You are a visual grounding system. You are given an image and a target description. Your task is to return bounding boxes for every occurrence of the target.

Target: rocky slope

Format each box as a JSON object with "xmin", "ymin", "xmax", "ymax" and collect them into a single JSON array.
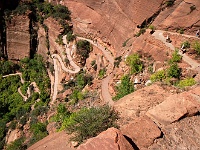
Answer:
[
  {"xmin": 63, "ymin": 0, "xmax": 200, "ymax": 53},
  {"xmin": 63, "ymin": 0, "xmax": 163, "ymax": 52},
  {"xmin": 2, "ymin": 0, "xmax": 200, "ymax": 149}
]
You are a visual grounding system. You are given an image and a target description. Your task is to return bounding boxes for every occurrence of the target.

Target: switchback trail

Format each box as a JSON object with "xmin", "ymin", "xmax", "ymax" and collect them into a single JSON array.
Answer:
[{"xmin": 77, "ymin": 36, "xmax": 115, "ymax": 106}]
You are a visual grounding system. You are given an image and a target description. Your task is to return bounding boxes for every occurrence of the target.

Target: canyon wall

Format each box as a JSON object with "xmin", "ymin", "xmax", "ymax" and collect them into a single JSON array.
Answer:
[
  {"xmin": 6, "ymin": 15, "xmax": 30, "ymax": 60},
  {"xmin": 63, "ymin": 0, "xmax": 164, "ymax": 52}
]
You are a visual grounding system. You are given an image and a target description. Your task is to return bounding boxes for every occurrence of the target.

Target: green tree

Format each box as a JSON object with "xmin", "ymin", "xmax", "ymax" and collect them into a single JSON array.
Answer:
[
  {"xmin": 61, "ymin": 105, "xmax": 119, "ymax": 144},
  {"xmin": 193, "ymin": 41, "xmax": 200, "ymax": 55},
  {"xmin": 114, "ymin": 75, "xmax": 134, "ymax": 100},
  {"xmin": 126, "ymin": 53, "xmax": 143, "ymax": 74},
  {"xmin": 150, "ymin": 70, "xmax": 166, "ymax": 82},
  {"xmin": 169, "ymin": 49, "xmax": 182, "ymax": 64},
  {"xmin": 167, "ymin": 63, "xmax": 181, "ymax": 79},
  {"xmin": 178, "ymin": 78, "xmax": 196, "ymax": 88}
]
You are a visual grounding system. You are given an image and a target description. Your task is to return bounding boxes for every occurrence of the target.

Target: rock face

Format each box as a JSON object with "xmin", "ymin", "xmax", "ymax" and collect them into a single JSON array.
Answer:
[
  {"xmin": 153, "ymin": 0, "xmax": 200, "ymax": 33},
  {"xmin": 6, "ymin": 129, "xmax": 22, "ymax": 144},
  {"xmin": 121, "ymin": 115, "xmax": 161, "ymax": 149},
  {"xmin": 64, "ymin": 0, "xmax": 164, "ymax": 51},
  {"xmin": 149, "ymin": 116, "xmax": 200, "ymax": 150},
  {"xmin": 146, "ymin": 91, "xmax": 200, "ymax": 127},
  {"xmin": 6, "ymin": 14, "xmax": 30, "ymax": 60},
  {"xmin": 28, "ymin": 131, "xmax": 74, "ymax": 150},
  {"xmin": 114, "ymin": 84, "xmax": 170, "ymax": 125},
  {"xmin": 77, "ymin": 127, "xmax": 134, "ymax": 150}
]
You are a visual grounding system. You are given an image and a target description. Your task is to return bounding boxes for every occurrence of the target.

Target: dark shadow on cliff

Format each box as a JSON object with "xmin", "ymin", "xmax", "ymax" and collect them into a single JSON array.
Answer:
[{"xmin": 124, "ymin": 135, "xmax": 139, "ymax": 150}]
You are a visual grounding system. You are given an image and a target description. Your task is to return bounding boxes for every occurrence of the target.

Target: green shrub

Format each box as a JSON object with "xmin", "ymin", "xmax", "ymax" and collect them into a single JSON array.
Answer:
[
  {"xmin": 177, "ymin": 28, "xmax": 184, "ymax": 34},
  {"xmin": 150, "ymin": 70, "xmax": 166, "ymax": 82},
  {"xmin": 190, "ymin": 5, "xmax": 196, "ymax": 13},
  {"xmin": 61, "ymin": 105, "xmax": 119, "ymax": 144},
  {"xmin": 193, "ymin": 41, "xmax": 200, "ymax": 55},
  {"xmin": 76, "ymin": 40, "xmax": 92, "ymax": 65},
  {"xmin": 181, "ymin": 41, "xmax": 190, "ymax": 49},
  {"xmin": 70, "ymin": 89, "xmax": 85, "ymax": 104},
  {"xmin": 66, "ymin": 31, "xmax": 75, "ymax": 42},
  {"xmin": 114, "ymin": 75, "xmax": 134, "ymax": 100},
  {"xmin": 6, "ymin": 137, "xmax": 25, "ymax": 150},
  {"xmin": 98, "ymin": 68, "xmax": 106, "ymax": 78},
  {"xmin": 169, "ymin": 49, "xmax": 182, "ymax": 63},
  {"xmin": 90, "ymin": 60, "xmax": 96, "ymax": 67},
  {"xmin": 167, "ymin": 63, "xmax": 181, "ymax": 79},
  {"xmin": 9, "ymin": 121, "xmax": 17, "ymax": 130},
  {"xmin": 149, "ymin": 25, "xmax": 156, "ymax": 31},
  {"xmin": 135, "ymin": 28, "xmax": 146, "ymax": 37},
  {"xmin": 55, "ymin": 34, "xmax": 63, "ymax": 45},
  {"xmin": 126, "ymin": 53, "xmax": 143, "ymax": 74},
  {"xmin": 122, "ymin": 38, "xmax": 130, "ymax": 47},
  {"xmin": 178, "ymin": 78, "xmax": 196, "ymax": 88}
]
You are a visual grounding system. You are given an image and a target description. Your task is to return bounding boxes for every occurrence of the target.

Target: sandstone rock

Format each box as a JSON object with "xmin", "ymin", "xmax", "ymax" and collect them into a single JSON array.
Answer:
[
  {"xmin": 6, "ymin": 129, "xmax": 22, "ymax": 144},
  {"xmin": 121, "ymin": 115, "xmax": 161, "ymax": 149},
  {"xmin": 28, "ymin": 131, "xmax": 74, "ymax": 150},
  {"xmin": 46, "ymin": 122, "xmax": 57, "ymax": 135},
  {"xmin": 6, "ymin": 14, "xmax": 30, "ymax": 60},
  {"xmin": 65, "ymin": 0, "xmax": 163, "ymax": 52},
  {"xmin": 146, "ymin": 92, "xmax": 200, "ymax": 127},
  {"xmin": 149, "ymin": 116, "xmax": 200, "ymax": 150},
  {"xmin": 114, "ymin": 84, "xmax": 170, "ymax": 125},
  {"xmin": 154, "ymin": 0, "xmax": 200, "ymax": 34},
  {"xmin": 77, "ymin": 127, "xmax": 134, "ymax": 150}
]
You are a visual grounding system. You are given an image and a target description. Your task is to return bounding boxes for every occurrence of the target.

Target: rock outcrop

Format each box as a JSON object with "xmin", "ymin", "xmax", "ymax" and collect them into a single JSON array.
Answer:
[
  {"xmin": 121, "ymin": 115, "xmax": 161, "ymax": 149},
  {"xmin": 114, "ymin": 84, "xmax": 171, "ymax": 125},
  {"xmin": 27, "ymin": 131, "xmax": 74, "ymax": 150},
  {"xmin": 64, "ymin": 0, "xmax": 164, "ymax": 51},
  {"xmin": 149, "ymin": 116, "xmax": 200, "ymax": 150},
  {"xmin": 77, "ymin": 127, "xmax": 134, "ymax": 150},
  {"xmin": 146, "ymin": 91, "xmax": 200, "ymax": 127},
  {"xmin": 154, "ymin": 0, "xmax": 200, "ymax": 34},
  {"xmin": 6, "ymin": 14, "xmax": 30, "ymax": 60}
]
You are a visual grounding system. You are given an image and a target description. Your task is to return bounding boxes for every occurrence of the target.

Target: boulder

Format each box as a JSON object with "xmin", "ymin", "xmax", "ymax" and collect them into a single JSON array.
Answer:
[
  {"xmin": 146, "ymin": 92, "xmax": 200, "ymax": 127},
  {"xmin": 121, "ymin": 115, "xmax": 161, "ymax": 149},
  {"xmin": 77, "ymin": 127, "xmax": 134, "ymax": 150},
  {"xmin": 149, "ymin": 116, "xmax": 200, "ymax": 150},
  {"xmin": 114, "ymin": 84, "xmax": 170, "ymax": 125}
]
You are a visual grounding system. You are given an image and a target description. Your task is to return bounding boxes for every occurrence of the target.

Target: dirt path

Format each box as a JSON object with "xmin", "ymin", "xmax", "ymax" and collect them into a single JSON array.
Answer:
[
  {"xmin": 51, "ymin": 58, "xmax": 59, "ymax": 104},
  {"xmin": 51, "ymin": 35, "xmax": 81, "ymax": 104},
  {"xmin": 153, "ymin": 30, "xmax": 200, "ymax": 69},
  {"xmin": 2, "ymin": 72, "xmax": 24, "ymax": 84},
  {"xmin": 18, "ymin": 87, "xmax": 28, "ymax": 101},
  {"xmin": 51, "ymin": 35, "xmax": 115, "ymax": 106},
  {"xmin": 77, "ymin": 36, "xmax": 115, "ymax": 106},
  {"xmin": 2, "ymin": 73, "xmax": 34, "ymax": 101}
]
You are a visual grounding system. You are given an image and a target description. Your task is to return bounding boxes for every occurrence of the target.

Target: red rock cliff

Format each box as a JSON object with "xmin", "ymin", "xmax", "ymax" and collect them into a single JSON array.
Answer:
[{"xmin": 6, "ymin": 14, "xmax": 30, "ymax": 60}]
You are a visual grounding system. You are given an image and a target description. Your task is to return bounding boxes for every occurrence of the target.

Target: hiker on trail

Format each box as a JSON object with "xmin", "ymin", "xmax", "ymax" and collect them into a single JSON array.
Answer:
[
  {"xmin": 196, "ymin": 29, "xmax": 200, "ymax": 37},
  {"xmin": 180, "ymin": 43, "xmax": 186, "ymax": 53},
  {"xmin": 166, "ymin": 35, "xmax": 171, "ymax": 43}
]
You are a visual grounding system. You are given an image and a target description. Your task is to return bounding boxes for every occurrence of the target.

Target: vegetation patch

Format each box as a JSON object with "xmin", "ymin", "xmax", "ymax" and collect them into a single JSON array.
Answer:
[
  {"xmin": 126, "ymin": 53, "xmax": 143, "ymax": 74},
  {"xmin": 114, "ymin": 75, "xmax": 134, "ymax": 100},
  {"xmin": 169, "ymin": 49, "xmax": 182, "ymax": 64},
  {"xmin": 192, "ymin": 41, "xmax": 200, "ymax": 55},
  {"xmin": 150, "ymin": 70, "xmax": 166, "ymax": 82},
  {"xmin": 177, "ymin": 78, "xmax": 196, "ymax": 88},
  {"xmin": 98, "ymin": 68, "xmax": 106, "ymax": 79},
  {"xmin": 76, "ymin": 40, "xmax": 92, "ymax": 66},
  {"xmin": 57, "ymin": 105, "xmax": 119, "ymax": 145}
]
